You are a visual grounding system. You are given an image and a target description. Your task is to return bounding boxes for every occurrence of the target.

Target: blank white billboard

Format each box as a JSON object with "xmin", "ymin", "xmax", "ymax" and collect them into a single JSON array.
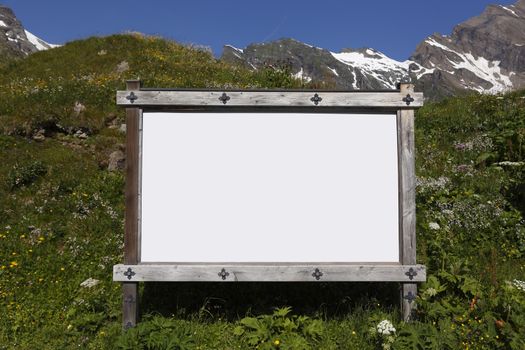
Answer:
[{"xmin": 140, "ymin": 112, "xmax": 399, "ymax": 263}]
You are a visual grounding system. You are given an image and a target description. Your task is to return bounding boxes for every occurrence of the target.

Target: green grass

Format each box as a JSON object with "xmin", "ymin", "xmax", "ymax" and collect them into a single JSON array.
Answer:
[{"xmin": 1, "ymin": 34, "xmax": 525, "ymax": 349}]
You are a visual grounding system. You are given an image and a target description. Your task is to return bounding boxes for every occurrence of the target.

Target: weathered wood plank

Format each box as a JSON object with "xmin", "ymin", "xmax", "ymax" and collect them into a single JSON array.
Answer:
[
  {"xmin": 116, "ymin": 90, "xmax": 424, "ymax": 108},
  {"xmin": 125, "ymin": 80, "xmax": 141, "ymax": 265},
  {"xmin": 398, "ymin": 112, "xmax": 416, "ymax": 264},
  {"xmin": 113, "ymin": 264, "xmax": 426, "ymax": 282},
  {"xmin": 122, "ymin": 282, "xmax": 139, "ymax": 329},
  {"xmin": 401, "ymin": 283, "xmax": 418, "ymax": 322},
  {"xmin": 398, "ymin": 83, "xmax": 419, "ymax": 322},
  {"xmin": 123, "ymin": 80, "xmax": 141, "ymax": 329}
]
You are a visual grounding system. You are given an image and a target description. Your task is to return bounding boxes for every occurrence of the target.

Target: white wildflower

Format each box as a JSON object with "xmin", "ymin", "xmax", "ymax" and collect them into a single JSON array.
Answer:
[
  {"xmin": 428, "ymin": 222, "xmax": 440, "ymax": 230},
  {"xmin": 513, "ymin": 279, "xmax": 525, "ymax": 292},
  {"xmin": 80, "ymin": 278, "xmax": 100, "ymax": 288},
  {"xmin": 376, "ymin": 320, "xmax": 396, "ymax": 336}
]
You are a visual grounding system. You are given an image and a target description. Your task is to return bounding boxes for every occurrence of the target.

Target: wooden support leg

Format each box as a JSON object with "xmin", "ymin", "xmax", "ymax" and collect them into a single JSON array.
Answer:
[
  {"xmin": 401, "ymin": 283, "xmax": 417, "ymax": 322},
  {"xmin": 123, "ymin": 282, "xmax": 139, "ymax": 329}
]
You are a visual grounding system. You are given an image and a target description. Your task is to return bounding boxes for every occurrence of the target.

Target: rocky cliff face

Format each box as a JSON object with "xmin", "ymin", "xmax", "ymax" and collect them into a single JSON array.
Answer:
[
  {"xmin": 222, "ymin": 0, "xmax": 525, "ymax": 99},
  {"xmin": 0, "ymin": 5, "xmax": 56, "ymax": 61},
  {"xmin": 412, "ymin": 0, "xmax": 525, "ymax": 98}
]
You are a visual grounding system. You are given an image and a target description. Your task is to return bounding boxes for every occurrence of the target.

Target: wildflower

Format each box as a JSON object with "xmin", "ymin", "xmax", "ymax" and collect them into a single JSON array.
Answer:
[
  {"xmin": 376, "ymin": 320, "xmax": 396, "ymax": 336},
  {"xmin": 273, "ymin": 339, "xmax": 280, "ymax": 346},
  {"xmin": 60, "ymin": 267, "xmax": 65, "ymax": 271},
  {"xmin": 512, "ymin": 279, "xmax": 525, "ymax": 292},
  {"xmin": 9, "ymin": 261, "xmax": 18, "ymax": 268},
  {"xmin": 428, "ymin": 222, "xmax": 440, "ymax": 230},
  {"xmin": 67, "ymin": 324, "xmax": 73, "ymax": 331},
  {"xmin": 352, "ymin": 331, "xmax": 356, "ymax": 335}
]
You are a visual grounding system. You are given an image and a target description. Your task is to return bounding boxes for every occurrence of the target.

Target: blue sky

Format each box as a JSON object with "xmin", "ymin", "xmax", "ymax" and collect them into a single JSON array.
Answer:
[{"xmin": 3, "ymin": 0, "xmax": 516, "ymax": 60}]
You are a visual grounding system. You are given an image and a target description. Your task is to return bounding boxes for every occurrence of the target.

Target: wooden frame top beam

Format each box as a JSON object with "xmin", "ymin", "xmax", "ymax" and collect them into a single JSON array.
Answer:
[{"xmin": 116, "ymin": 89, "xmax": 424, "ymax": 108}]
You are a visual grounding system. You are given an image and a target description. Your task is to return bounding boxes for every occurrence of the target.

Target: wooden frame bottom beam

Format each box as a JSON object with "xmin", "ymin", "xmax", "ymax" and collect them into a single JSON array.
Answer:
[{"xmin": 114, "ymin": 264, "xmax": 425, "ymax": 282}]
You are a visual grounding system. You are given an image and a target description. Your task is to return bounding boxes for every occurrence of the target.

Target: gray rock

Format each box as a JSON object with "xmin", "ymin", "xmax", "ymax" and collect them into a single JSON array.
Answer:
[
  {"xmin": 32, "ymin": 129, "xmax": 45, "ymax": 142},
  {"xmin": 108, "ymin": 150, "xmax": 125, "ymax": 171},
  {"xmin": 74, "ymin": 130, "xmax": 88, "ymax": 139},
  {"xmin": 73, "ymin": 102, "xmax": 86, "ymax": 117}
]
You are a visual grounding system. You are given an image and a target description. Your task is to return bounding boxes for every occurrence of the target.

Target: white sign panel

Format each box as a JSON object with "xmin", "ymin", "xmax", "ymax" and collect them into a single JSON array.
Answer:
[{"xmin": 141, "ymin": 112, "xmax": 399, "ymax": 263}]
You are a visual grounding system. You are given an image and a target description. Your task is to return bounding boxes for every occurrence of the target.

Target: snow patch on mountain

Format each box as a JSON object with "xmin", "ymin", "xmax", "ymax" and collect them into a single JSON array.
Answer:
[
  {"xmin": 328, "ymin": 67, "xmax": 339, "ymax": 76},
  {"xmin": 500, "ymin": 5, "xmax": 519, "ymax": 17},
  {"xmin": 423, "ymin": 36, "xmax": 514, "ymax": 92},
  {"xmin": 0, "ymin": 20, "xmax": 7, "ymax": 27},
  {"xmin": 24, "ymin": 30, "xmax": 59, "ymax": 51},
  {"xmin": 293, "ymin": 67, "xmax": 312, "ymax": 82},
  {"xmin": 225, "ymin": 44, "xmax": 243, "ymax": 54},
  {"xmin": 454, "ymin": 54, "xmax": 513, "ymax": 93}
]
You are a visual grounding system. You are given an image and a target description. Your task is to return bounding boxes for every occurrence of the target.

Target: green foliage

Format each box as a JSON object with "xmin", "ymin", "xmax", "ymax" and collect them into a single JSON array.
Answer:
[
  {"xmin": 116, "ymin": 316, "xmax": 195, "ymax": 350},
  {"xmin": 6, "ymin": 160, "xmax": 47, "ymax": 189},
  {"xmin": 233, "ymin": 307, "xmax": 323, "ymax": 349}
]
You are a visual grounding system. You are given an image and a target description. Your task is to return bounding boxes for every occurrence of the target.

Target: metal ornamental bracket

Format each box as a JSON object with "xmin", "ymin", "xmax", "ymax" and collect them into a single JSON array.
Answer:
[
  {"xmin": 126, "ymin": 91, "xmax": 138, "ymax": 103},
  {"xmin": 402, "ymin": 94, "xmax": 415, "ymax": 106},
  {"xmin": 405, "ymin": 267, "xmax": 418, "ymax": 281},
  {"xmin": 218, "ymin": 92, "xmax": 230, "ymax": 104},
  {"xmin": 403, "ymin": 291, "xmax": 417, "ymax": 304},
  {"xmin": 123, "ymin": 267, "xmax": 136, "ymax": 280},
  {"xmin": 310, "ymin": 93, "xmax": 322, "ymax": 105},
  {"xmin": 312, "ymin": 268, "xmax": 323, "ymax": 280},
  {"xmin": 218, "ymin": 268, "xmax": 230, "ymax": 280}
]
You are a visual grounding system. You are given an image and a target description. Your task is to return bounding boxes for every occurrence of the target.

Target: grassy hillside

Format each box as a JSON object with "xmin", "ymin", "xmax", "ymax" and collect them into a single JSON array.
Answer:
[{"xmin": 1, "ymin": 34, "xmax": 524, "ymax": 349}]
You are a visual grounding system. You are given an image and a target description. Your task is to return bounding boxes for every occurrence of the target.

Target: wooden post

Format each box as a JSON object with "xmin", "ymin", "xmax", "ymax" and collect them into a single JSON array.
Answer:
[
  {"xmin": 123, "ymin": 80, "xmax": 141, "ymax": 329},
  {"xmin": 398, "ymin": 83, "xmax": 417, "ymax": 321}
]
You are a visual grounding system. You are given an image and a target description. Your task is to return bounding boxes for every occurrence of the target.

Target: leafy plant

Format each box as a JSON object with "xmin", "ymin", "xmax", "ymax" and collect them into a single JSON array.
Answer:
[
  {"xmin": 116, "ymin": 316, "xmax": 195, "ymax": 350},
  {"xmin": 7, "ymin": 160, "xmax": 47, "ymax": 189},
  {"xmin": 233, "ymin": 307, "xmax": 323, "ymax": 349}
]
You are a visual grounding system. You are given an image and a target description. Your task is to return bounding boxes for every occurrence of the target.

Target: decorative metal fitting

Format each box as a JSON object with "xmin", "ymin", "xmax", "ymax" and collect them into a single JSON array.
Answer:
[
  {"xmin": 405, "ymin": 267, "xmax": 417, "ymax": 281},
  {"xmin": 126, "ymin": 91, "xmax": 138, "ymax": 103},
  {"xmin": 123, "ymin": 267, "xmax": 136, "ymax": 280},
  {"xmin": 218, "ymin": 92, "xmax": 230, "ymax": 104},
  {"xmin": 310, "ymin": 93, "xmax": 322, "ymax": 106},
  {"xmin": 218, "ymin": 268, "xmax": 230, "ymax": 280},
  {"xmin": 403, "ymin": 291, "xmax": 417, "ymax": 304},
  {"xmin": 312, "ymin": 268, "xmax": 323, "ymax": 280},
  {"xmin": 124, "ymin": 294, "xmax": 136, "ymax": 304},
  {"xmin": 402, "ymin": 94, "xmax": 414, "ymax": 106}
]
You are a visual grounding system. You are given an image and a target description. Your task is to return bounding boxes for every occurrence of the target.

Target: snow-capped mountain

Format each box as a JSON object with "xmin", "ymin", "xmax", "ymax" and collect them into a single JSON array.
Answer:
[
  {"xmin": 0, "ymin": 5, "xmax": 57, "ymax": 60},
  {"xmin": 222, "ymin": 0, "xmax": 525, "ymax": 99}
]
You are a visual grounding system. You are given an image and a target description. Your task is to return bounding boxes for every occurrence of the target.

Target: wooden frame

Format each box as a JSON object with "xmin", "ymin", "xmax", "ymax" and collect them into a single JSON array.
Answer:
[{"xmin": 114, "ymin": 81, "xmax": 424, "ymax": 328}]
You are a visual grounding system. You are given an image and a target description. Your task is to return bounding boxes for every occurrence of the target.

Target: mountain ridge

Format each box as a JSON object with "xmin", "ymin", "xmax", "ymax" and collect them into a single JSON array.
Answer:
[{"xmin": 222, "ymin": 0, "xmax": 525, "ymax": 99}]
